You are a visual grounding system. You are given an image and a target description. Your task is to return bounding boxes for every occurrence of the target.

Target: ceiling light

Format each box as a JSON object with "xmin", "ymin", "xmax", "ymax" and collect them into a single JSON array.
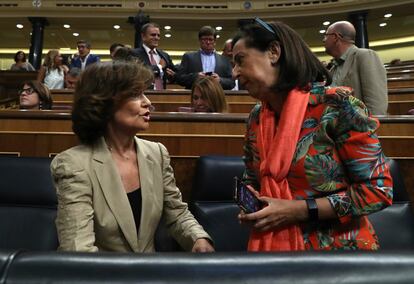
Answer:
[
  {"xmin": 216, "ymin": 26, "xmax": 222, "ymax": 31},
  {"xmin": 216, "ymin": 34, "xmax": 220, "ymax": 38},
  {"xmin": 113, "ymin": 25, "xmax": 120, "ymax": 30},
  {"xmin": 73, "ymin": 32, "xmax": 79, "ymax": 37},
  {"xmin": 165, "ymin": 33, "xmax": 171, "ymax": 38},
  {"xmin": 379, "ymin": 23, "xmax": 387, "ymax": 27},
  {"xmin": 164, "ymin": 25, "xmax": 171, "ymax": 30},
  {"xmin": 384, "ymin": 13, "xmax": 392, "ymax": 18},
  {"xmin": 322, "ymin": 21, "xmax": 330, "ymax": 26},
  {"xmin": 63, "ymin": 24, "xmax": 70, "ymax": 29},
  {"xmin": 319, "ymin": 29, "xmax": 326, "ymax": 34},
  {"xmin": 16, "ymin": 24, "xmax": 24, "ymax": 29}
]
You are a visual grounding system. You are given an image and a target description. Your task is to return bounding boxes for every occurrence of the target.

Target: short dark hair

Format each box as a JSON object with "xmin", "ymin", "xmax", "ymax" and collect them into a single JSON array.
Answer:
[
  {"xmin": 112, "ymin": 47, "xmax": 140, "ymax": 62},
  {"xmin": 232, "ymin": 20, "xmax": 331, "ymax": 94},
  {"xmin": 141, "ymin": 22, "xmax": 160, "ymax": 34},
  {"xmin": 109, "ymin": 43, "xmax": 125, "ymax": 53},
  {"xmin": 21, "ymin": 80, "xmax": 52, "ymax": 110},
  {"xmin": 14, "ymin": 50, "xmax": 26, "ymax": 63},
  {"xmin": 72, "ymin": 61, "xmax": 153, "ymax": 145},
  {"xmin": 198, "ymin": 26, "xmax": 216, "ymax": 39},
  {"xmin": 68, "ymin": 67, "xmax": 81, "ymax": 78},
  {"xmin": 77, "ymin": 40, "xmax": 91, "ymax": 49}
]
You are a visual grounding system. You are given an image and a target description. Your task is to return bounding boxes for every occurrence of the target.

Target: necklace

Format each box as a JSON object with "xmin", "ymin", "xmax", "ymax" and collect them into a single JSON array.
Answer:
[{"xmin": 107, "ymin": 145, "xmax": 132, "ymax": 160}]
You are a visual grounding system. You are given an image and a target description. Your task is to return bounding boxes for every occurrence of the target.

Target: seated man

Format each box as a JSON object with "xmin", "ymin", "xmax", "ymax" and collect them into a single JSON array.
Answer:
[
  {"xmin": 176, "ymin": 26, "xmax": 235, "ymax": 90},
  {"xmin": 65, "ymin": 67, "xmax": 81, "ymax": 89}
]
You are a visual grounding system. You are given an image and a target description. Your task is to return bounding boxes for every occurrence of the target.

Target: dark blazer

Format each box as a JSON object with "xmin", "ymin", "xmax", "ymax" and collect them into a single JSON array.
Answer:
[
  {"xmin": 132, "ymin": 47, "xmax": 176, "ymax": 89},
  {"xmin": 70, "ymin": 54, "xmax": 100, "ymax": 69},
  {"xmin": 176, "ymin": 51, "xmax": 235, "ymax": 90}
]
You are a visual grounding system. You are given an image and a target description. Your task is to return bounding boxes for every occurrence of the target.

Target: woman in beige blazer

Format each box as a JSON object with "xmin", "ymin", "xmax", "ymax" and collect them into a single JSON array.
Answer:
[{"xmin": 51, "ymin": 60, "xmax": 214, "ymax": 253}]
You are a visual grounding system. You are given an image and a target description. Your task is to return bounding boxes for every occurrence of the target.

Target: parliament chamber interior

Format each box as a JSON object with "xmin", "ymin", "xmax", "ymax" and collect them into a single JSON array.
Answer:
[{"xmin": 0, "ymin": 0, "xmax": 414, "ymax": 283}]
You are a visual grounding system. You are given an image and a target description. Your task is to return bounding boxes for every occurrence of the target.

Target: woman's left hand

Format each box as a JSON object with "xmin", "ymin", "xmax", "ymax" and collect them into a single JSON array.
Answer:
[
  {"xmin": 191, "ymin": 238, "xmax": 215, "ymax": 252},
  {"xmin": 239, "ymin": 197, "xmax": 307, "ymax": 232}
]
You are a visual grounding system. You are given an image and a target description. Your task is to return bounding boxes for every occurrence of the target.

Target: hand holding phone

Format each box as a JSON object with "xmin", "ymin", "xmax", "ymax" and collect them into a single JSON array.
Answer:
[{"xmin": 234, "ymin": 177, "xmax": 263, "ymax": 214}]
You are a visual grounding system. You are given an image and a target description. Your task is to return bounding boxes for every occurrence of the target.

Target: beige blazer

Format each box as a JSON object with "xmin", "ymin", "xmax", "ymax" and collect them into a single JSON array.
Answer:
[
  {"xmin": 331, "ymin": 45, "xmax": 388, "ymax": 115},
  {"xmin": 51, "ymin": 137, "xmax": 210, "ymax": 252}
]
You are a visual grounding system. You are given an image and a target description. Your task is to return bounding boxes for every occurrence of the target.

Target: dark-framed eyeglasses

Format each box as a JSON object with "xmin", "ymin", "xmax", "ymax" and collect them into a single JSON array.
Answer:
[
  {"xmin": 18, "ymin": 87, "xmax": 35, "ymax": 95},
  {"xmin": 254, "ymin": 17, "xmax": 275, "ymax": 35},
  {"xmin": 200, "ymin": 37, "xmax": 215, "ymax": 42},
  {"xmin": 324, "ymin": 32, "xmax": 343, "ymax": 39}
]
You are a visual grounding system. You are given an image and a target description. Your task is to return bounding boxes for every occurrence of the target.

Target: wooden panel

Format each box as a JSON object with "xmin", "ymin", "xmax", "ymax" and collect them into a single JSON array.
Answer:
[
  {"xmin": 387, "ymin": 101, "xmax": 414, "ymax": 115},
  {"xmin": 51, "ymin": 89, "xmax": 255, "ymax": 103},
  {"xmin": 388, "ymin": 78, "xmax": 414, "ymax": 89},
  {"xmin": 0, "ymin": 111, "xmax": 413, "ymax": 202}
]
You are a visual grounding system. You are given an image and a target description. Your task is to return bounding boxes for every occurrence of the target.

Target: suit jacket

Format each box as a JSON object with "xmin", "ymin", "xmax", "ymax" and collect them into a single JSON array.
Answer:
[
  {"xmin": 70, "ymin": 54, "xmax": 100, "ymax": 69},
  {"xmin": 330, "ymin": 45, "xmax": 387, "ymax": 115},
  {"xmin": 132, "ymin": 47, "xmax": 176, "ymax": 89},
  {"xmin": 176, "ymin": 51, "xmax": 235, "ymax": 90},
  {"xmin": 51, "ymin": 137, "xmax": 210, "ymax": 253}
]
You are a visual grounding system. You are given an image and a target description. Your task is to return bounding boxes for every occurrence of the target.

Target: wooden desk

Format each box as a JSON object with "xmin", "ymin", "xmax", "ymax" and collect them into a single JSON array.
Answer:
[
  {"xmin": 1, "ymin": 111, "xmax": 413, "ymax": 201},
  {"xmin": 51, "ymin": 89, "xmax": 258, "ymax": 113},
  {"xmin": 388, "ymin": 77, "xmax": 414, "ymax": 89}
]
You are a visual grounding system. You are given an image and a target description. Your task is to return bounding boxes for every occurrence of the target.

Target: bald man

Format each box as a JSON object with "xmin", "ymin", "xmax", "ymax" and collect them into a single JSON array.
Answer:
[{"xmin": 323, "ymin": 21, "xmax": 387, "ymax": 115}]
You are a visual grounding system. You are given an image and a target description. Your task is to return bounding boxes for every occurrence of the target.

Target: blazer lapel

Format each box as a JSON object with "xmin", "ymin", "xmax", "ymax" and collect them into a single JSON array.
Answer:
[
  {"xmin": 338, "ymin": 46, "xmax": 357, "ymax": 83},
  {"xmin": 195, "ymin": 51, "xmax": 203, "ymax": 71},
  {"xmin": 135, "ymin": 138, "xmax": 155, "ymax": 251},
  {"xmin": 92, "ymin": 138, "xmax": 139, "ymax": 252}
]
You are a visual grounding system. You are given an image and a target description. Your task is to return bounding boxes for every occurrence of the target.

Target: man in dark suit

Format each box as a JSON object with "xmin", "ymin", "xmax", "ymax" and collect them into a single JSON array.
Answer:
[
  {"xmin": 70, "ymin": 40, "xmax": 100, "ymax": 71},
  {"xmin": 132, "ymin": 23, "xmax": 176, "ymax": 90},
  {"xmin": 176, "ymin": 26, "xmax": 235, "ymax": 90}
]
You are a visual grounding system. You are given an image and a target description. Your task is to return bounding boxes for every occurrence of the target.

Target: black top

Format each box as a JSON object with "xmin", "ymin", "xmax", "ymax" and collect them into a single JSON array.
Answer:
[{"xmin": 127, "ymin": 188, "xmax": 142, "ymax": 236}]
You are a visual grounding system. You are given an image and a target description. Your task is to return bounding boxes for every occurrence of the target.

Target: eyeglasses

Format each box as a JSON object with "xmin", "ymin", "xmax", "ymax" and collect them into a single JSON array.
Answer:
[
  {"xmin": 200, "ymin": 37, "xmax": 215, "ymax": 42},
  {"xmin": 323, "ymin": 32, "xmax": 343, "ymax": 39},
  {"xmin": 18, "ymin": 87, "xmax": 35, "ymax": 95},
  {"xmin": 254, "ymin": 17, "xmax": 275, "ymax": 35}
]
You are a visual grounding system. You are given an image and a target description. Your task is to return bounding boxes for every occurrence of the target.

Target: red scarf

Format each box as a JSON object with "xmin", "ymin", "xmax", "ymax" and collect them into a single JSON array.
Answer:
[{"xmin": 248, "ymin": 88, "xmax": 309, "ymax": 251}]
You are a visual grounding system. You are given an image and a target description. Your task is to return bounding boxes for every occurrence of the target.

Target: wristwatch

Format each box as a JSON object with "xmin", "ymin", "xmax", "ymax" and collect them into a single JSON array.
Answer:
[{"xmin": 306, "ymin": 198, "xmax": 319, "ymax": 222}]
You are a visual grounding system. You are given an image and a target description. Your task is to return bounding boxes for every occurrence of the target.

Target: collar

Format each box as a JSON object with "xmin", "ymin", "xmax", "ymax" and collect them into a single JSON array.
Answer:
[
  {"xmin": 200, "ymin": 49, "xmax": 215, "ymax": 56},
  {"xmin": 334, "ymin": 45, "xmax": 356, "ymax": 66},
  {"xmin": 80, "ymin": 53, "xmax": 90, "ymax": 63},
  {"xmin": 308, "ymin": 82, "xmax": 326, "ymax": 105},
  {"xmin": 143, "ymin": 44, "xmax": 157, "ymax": 55}
]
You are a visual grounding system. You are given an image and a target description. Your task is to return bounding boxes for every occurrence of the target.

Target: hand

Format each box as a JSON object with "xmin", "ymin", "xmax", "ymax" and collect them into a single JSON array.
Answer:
[
  {"xmin": 191, "ymin": 238, "xmax": 215, "ymax": 252},
  {"xmin": 166, "ymin": 68, "xmax": 175, "ymax": 77},
  {"xmin": 238, "ymin": 190, "xmax": 307, "ymax": 232},
  {"xmin": 210, "ymin": 72, "xmax": 221, "ymax": 83}
]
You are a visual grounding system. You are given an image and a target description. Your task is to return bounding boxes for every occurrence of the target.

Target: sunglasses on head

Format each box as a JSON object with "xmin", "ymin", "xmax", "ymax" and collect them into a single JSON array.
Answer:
[{"xmin": 254, "ymin": 17, "xmax": 275, "ymax": 35}]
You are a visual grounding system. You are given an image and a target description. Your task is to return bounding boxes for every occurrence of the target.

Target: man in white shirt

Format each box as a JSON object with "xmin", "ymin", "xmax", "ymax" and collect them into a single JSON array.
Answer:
[
  {"xmin": 70, "ymin": 40, "xmax": 100, "ymax": 71},
  {"xmin": 176, "ymin": 26, "xmax": 235, "ymax": 90}
]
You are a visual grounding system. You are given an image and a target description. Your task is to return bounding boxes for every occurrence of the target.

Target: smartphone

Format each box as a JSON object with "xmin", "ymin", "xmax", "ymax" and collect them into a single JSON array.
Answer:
[
  {"xmin": 205, "ymin": 72, "xmax": 213, "ymax": 76},
  {"xmin": 234, "ymin": 177, "xmax": 263, "ymax": 214}
]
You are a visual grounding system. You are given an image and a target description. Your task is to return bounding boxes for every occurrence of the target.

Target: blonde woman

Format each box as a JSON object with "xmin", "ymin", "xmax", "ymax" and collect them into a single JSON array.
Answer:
[
  {"xmin": 190, "ymin": 76, "xmax": 229, "ymax": 112},
  {"xmin": 38, "ymin": 49, "xmax": 68, "ymax": 89}
]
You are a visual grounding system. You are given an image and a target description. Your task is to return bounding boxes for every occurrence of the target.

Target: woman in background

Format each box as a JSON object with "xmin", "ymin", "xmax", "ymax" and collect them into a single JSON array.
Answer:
[
  {"xmin": 10, "ymin": 51, "xmax": 35, "ymax": 71},
  {"xmin": 51, "ymin": 60, "xmax": 214, "ymax": 253},
  {"xmin": 189, "ymin": 76, "xmax": 228, "ymax": 112},
  {"xmin": 19, "ymin": 80, "xmax": 52, "ymax": 110},
  {"xmin": 38, "ymin": 49, "xmax": 68, "ymax": 89}
]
